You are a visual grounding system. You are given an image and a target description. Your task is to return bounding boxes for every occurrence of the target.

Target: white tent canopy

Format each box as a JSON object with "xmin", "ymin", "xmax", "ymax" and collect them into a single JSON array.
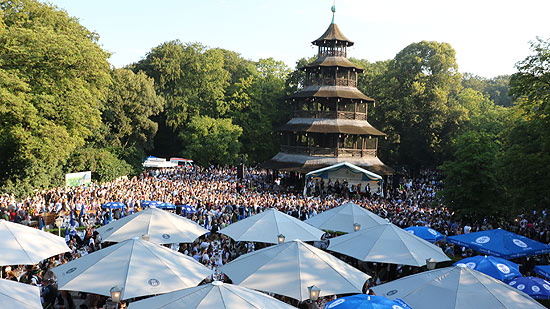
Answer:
[
  {"xmin": 218, "ymin": 208, "xmax": 325, "ymax": 244},
  {"xmin": 305, "ymin": 202, "xmax": 387, "ymax": 233},
  {"xmin": 327, "ymin": 223, "xmax": 450, "ymax": 266},
  {"xmin": 372, "ymin": 266, "xmax": 545, "ymax": 309},
  {"xmin": 52, "ymin": 236, "xmax": 212, "ymax": 300},
  {"xmin": 96, "ymin": 207, "xmax": 208, "ymax": 244},
  {"xmin": 219, "ymin": 239, "xmax": 371, "ymax": 301},
  {"xmin": 304, "ymin": 162, "xmax": 383, "ymax": 195},
  {"xmin": 0, "ymin": 278, "xmax": 42, "ymax": 309},
  {"xmin": 0, "ymin": 219, "xmax": 70, "ymax": 266},
  {"xmin": 128, "ymin": 281, "xmax": 295, "ymax": 309}
]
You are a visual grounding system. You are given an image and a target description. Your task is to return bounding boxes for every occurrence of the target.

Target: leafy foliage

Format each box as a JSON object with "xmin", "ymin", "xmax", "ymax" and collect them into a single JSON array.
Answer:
[
  {"xmin": 180, "ymin": 116, "xmax": 242, "ymax": 166},
  {"xmin": 440, "ymin": 131, "xmax": 503, "ymax": 218},
  {"xmin": 0, "ymin": 0, "xmax": 111, "ymax": 194}
]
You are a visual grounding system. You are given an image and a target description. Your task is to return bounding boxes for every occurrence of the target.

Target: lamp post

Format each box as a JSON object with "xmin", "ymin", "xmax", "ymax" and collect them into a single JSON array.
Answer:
[
  {"xmin": 308, "ymin": 285, "xmax": 321, "ymax": 309},
  {"xmin": 277, "ymin": 234, "xmax": 285, "ymax": 244},
  {"xmin": 55, "ymin": 217, "xmax": 64, "ymax": 237},
  {"xmin": 426, "ymin": 257, "xmax": 437, "ymax": 270},
  {"xmin": 353, "ymin": 223, "xmax": 361, "ymax": 232},
  {"xmin": 109, "ymin": 286, "xmax": 122, "ymax": 308}
]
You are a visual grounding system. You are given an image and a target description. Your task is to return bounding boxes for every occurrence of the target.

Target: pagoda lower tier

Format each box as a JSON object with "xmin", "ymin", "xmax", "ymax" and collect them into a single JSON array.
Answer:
[{"xmin": 262, "ymin": 152, "xmax": 393, "ymax": 175}]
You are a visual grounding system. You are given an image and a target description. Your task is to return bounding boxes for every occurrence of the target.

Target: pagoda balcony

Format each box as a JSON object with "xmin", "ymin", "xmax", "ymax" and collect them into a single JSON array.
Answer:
[
  {"xmin": 318, "ymin": 50, "xmax": 347, "ymax": 57},
  {"xmin": 293, "ymin": 110, "xmax": 367, "ymax": 120},
  {"xmin": 309, "ymin": 78, "xmax": 357, "ymax": 87},
  {"xmin": 280, "ymin": 145, "xmax": 377, "ymax": 157}
]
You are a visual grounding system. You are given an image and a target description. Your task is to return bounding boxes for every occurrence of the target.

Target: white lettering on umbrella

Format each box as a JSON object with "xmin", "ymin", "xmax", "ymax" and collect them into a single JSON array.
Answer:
[
  {"xmin": 496, "ymin": 264, "xmax": 510, "ymax": 274},
  {"xmin": 513, "ymin": 239, "xmax": 528, "ymax": 248},
  {"xmin": 475, "ymin": 236, "xmax": 490, "ymax": 244}
]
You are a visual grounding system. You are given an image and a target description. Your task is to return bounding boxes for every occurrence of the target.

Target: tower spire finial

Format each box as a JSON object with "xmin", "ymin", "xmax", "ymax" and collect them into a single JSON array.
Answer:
[{"xmin": 331, "ymin": 0, "xmax": 336, "ymax": 24}]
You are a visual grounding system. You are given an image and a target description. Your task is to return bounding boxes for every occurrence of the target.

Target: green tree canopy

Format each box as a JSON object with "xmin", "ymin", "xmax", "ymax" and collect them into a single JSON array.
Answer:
[
  {"xmin": 132, "ymin": 41, "xmax": 230, "ymax": 131},
  {"xmin": 180, "ymin": 116, "xmax": 242, "ymax": 166},
  {"xmin": 0, "ymin": 0, "xmax": 111, "ymax": 195}
]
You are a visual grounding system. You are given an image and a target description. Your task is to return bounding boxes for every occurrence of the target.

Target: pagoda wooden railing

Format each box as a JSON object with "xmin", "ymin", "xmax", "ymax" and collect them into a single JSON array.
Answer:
[
  {"xmin": 280, "ymin": 145, "xmax": 377, "ymax": 157},
  {"xmin": 309, "ymin": 78, "xmax": 357, "ymax": 87},
  {"xmin": 293, "ymin": 110, "xmax": 367, "ymax": 120},
  {"xmin": 318, "ymin": 50, "xmax": 347, "ymax": 57}
]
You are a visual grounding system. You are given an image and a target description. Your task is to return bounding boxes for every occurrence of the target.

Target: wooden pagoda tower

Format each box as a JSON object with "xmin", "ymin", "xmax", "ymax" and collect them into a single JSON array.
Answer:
[{"xmin": 264, "ymin": 6, "xmax": 393, "ymax": 175}]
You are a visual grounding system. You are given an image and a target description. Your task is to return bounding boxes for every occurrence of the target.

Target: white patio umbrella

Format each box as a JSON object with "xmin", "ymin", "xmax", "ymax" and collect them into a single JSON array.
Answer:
[
  {"xmin": 0, "ymin": 278, "xmax": 42, "ymax": 309},
  {"xmin": 218, "ymin": 208, "xmax": 325, "ymax": 244},
  {"xmin": 128, "ymin": 281, "xmax": 295, "ymax": 309},
  {"xmin": 372, "ymin": 266, "xmax": 545, "ymax": 309},
  {"xmin": 327, "ymin": 223, "xmax": 450, "ymax": 266},
  {"xmin": 96, "ymin": 207, "xmax": 208, "ymax": 244},
  {"xmin": 305, "ymin": 202, "xmax": 387, "ymax": 233},
  {"xmin": 0, "ymin": 219, "xmax": 70, "ymax": 266},
  {"xmin": 52, "ymin": 236, "xmax": 212, "ymax": 300},
  {"xmin": 219, "ymin": 239, "xmax": 371, "ymax": 301}
]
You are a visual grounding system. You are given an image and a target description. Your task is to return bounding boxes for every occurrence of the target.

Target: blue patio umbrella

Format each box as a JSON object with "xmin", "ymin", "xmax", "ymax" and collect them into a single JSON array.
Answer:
[
  {"xmin": 141, "ymin": 200, "xmax": 163, "ymax": 208},
  {"xmin": 102, "ymin": 202, "xmax": 124, "ymax": 224},
  {"xmin": 535, "ymin": 265, "xmax": 550, "ymax": 280},
  {"xmin": 446, "ymin": 228, "xmax": 550, "ymax": 258},
  {"xmin": 39, "ymin": 217, "xmax": 44, "ymax": 230},
  {"xmin": 325, "ymin": 294, "xmax": 412, "ymax": 309},
  {"xmin": 454, "ymin": 255, "xmax": 521, "ymax": 282},
  {"xmin": 101, "ymin": 202, "xmax": 125, "ymax": 209},
  {"xmin": 508, "ymin": 277, "xmax": 550, "ymax": 299},
  {"xmin": 158, "ymin": 202, "xmax": 176, "ymax": 210},
  {"xmin": 404, "ymin": 226, "xmax": 445, "ymax": 243},
  {"xmin": 184, "ymin": 205, "xmax": 197, "ymax": 213}
]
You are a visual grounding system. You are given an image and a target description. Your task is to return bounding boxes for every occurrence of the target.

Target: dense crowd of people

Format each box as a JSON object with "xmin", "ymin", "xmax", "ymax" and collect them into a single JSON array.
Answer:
[{"xmin": 1, "ymin": 165, "xmax": 549, "ymax": 308}]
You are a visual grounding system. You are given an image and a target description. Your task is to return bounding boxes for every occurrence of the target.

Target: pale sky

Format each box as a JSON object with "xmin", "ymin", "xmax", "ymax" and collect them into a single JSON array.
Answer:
[{"xmin": 47, "ymin": 0, "xmax": 550, "ymax": 78}]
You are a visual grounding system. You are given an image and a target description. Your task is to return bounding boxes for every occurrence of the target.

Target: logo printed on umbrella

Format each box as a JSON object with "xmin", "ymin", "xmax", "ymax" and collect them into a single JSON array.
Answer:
[
  {"xmin": 106, "ymin": 227, "xmax": 113, "ymax": 232},
  {"xmin": 387, "ymin": 290, "xmax": 398, "ymax": 296},
  {"xmin": 512, "ymin": 239, "xmax": 528, "ymax": 248},
  {"xmin": 532, "ymin": 286, "xmax": 541, "ymax": 292},
  {"xmin": 327, "ymin": 299, "xmax": 345, "ymax": 308},
  {"xmin": 517, "ymin": 284, "xmax": 526, "ymax": 290},
  {"xmin": 66, "ymin": 267, "xmax": 77, "ymax": 274},
  {"xmin": 162, "ymin": 234, "xmax": 171, "ymax": 239},
  {"xmin": 407, "ymin": 230, "xmax": 414, "ymax": 235},
  {"xmin": 509, "ymin": 281, "xmax": 516, "ymax": 285},
  {"xmin": 496, "ymin": 263, "xmax": 511, "ymax": 274},
  {"xmin": 428, "ymin": 229, "xmax": 438, "ymax": 236},
  {"xmin": 475, "ymin": 236, "xmax": 490, "ymax": 244},
  {"xmin": 148, "ymin": 279, "xmax": 160, "ymax": 287},
  {"xmin": 543, "ymin": 284, "xmax": 550, "ymax": 290}
]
